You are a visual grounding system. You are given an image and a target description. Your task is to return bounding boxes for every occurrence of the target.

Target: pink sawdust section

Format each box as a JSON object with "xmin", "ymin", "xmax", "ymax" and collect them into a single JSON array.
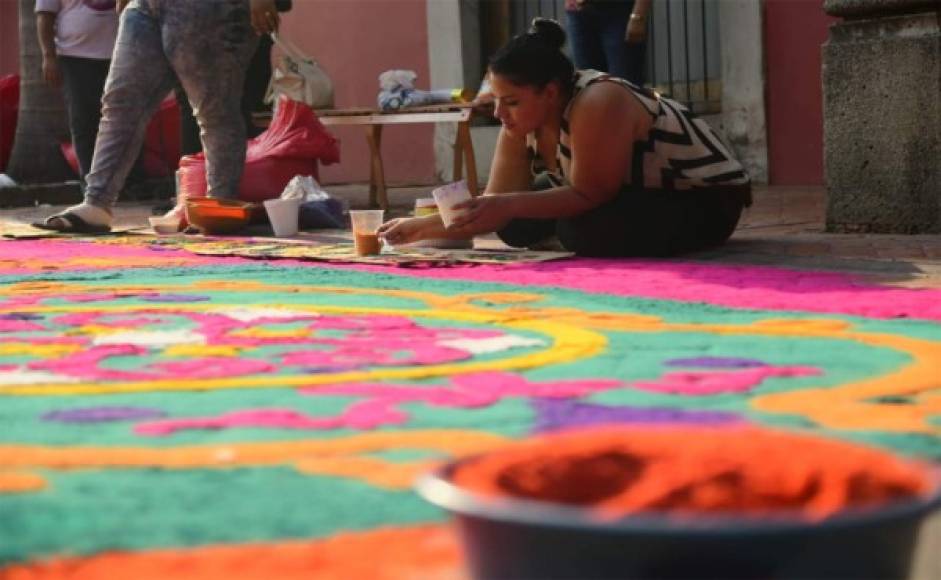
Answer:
[
  {"xmin": 347, "ymin": 260, "xmax": 941, "ymax": 322},
  {"xmin": 3, "ymin": 240, "xmax": 940, "ymax": 321}
]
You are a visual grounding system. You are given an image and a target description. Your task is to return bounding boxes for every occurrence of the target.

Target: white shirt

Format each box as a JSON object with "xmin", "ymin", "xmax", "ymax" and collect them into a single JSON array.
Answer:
[{"xmin": 35, "ymin": 0, "xmax": 118, "ymax": 60}]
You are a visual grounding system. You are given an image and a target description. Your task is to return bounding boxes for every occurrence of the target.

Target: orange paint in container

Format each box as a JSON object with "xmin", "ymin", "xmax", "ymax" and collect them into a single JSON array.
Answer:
[
  {"xmin": 421, "ymin": 427, "xmax": 940, "ymax": 578},
  {"xmin": 451, "ymin": 427, "xmax": 934, "ymax": 520}
]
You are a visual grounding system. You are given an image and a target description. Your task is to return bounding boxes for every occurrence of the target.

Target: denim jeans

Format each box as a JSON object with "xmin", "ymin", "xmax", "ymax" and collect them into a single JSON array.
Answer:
[
  {"xmin": 177, "ymin": 34, "xmax": 273, "ymax": 156},
  {"xmin": 84, "ymin": 0, "xmax": 258, "ymax": 207},
  {"xmin": 565, "ymin": 0, "xmax": 647, "ymax": 86}
]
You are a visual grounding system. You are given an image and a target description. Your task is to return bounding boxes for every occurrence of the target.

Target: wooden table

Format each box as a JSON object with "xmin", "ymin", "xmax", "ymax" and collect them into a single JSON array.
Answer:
[{"xmin": 315, "ymin": 104, "xmax": 479, "ymax": 209}]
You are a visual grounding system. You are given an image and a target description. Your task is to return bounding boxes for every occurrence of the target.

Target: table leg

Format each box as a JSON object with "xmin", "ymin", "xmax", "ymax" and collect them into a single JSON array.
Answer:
[
  {"xmin": 457, "ymin": 121, "xmax": 479, "ymax": 196},
  {"xmin": 365, "ymin": 124, "xmax": 388, "ymax": 209},
  {"xmin": 452, "ymin": 126, "xmax": 464, "ymax": 184}
]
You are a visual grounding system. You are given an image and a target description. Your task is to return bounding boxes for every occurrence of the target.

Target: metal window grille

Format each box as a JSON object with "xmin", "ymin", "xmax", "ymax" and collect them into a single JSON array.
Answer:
[{"xmin": 499, "ymin": 0, "xmax": 722, "ymax": 114}]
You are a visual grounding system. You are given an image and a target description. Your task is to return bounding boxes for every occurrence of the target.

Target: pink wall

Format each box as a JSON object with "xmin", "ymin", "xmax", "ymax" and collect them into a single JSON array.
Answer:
[
  {"xmin": 1, "ymin": 1, "xmax": 19, "ymax": 77},
  {"xmin": 0, "ymin": 0, "xmax": 438, "ymax": 186},
  {"xmin": 280, "ymin": 0, "xmax": 436, "ymax": 185},
  {"xmin": 764, "ymin": 0, "xmax": 837, "ymax": 186}
]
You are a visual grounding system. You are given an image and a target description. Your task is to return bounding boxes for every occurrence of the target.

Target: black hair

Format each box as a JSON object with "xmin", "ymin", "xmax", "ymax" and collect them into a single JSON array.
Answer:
[{"xmin": 488, "ymin": 18, "xmax": 575, "ymax": 94}]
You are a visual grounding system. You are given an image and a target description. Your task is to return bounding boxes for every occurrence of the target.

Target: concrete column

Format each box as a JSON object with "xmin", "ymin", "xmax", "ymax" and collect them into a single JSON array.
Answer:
[
  {"xmin": 823, "ymin": 0, "xmax": 940, "ymax": 233},
  {"xmin": 426, "ymin": 0, "xmax": 495, "ymax": 186},
  {"xmin": 717, "ymin": 0, "xmax": 769, "ymax": 184}
]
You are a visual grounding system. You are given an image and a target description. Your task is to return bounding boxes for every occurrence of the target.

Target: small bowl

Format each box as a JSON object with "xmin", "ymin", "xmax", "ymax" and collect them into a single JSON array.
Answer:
[
  {"xmin": 417, "ymin": 459, "xmax": 941, "ymax": 580},
  {"xmin": 184, "ymin": 198, "xmax": 254, "ymax": 235}
]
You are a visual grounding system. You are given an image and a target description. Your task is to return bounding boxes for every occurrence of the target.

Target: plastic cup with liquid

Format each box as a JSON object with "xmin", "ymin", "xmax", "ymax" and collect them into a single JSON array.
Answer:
[{"xmin": 349, "ymin": 209, "xmax": 385, "ymax": 256}]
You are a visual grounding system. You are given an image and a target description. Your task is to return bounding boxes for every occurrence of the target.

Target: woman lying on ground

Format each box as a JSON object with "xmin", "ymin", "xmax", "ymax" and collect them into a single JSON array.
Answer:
[{"xmin": 378, "ymin": 18, "xmax": 751, "ymax": 257}]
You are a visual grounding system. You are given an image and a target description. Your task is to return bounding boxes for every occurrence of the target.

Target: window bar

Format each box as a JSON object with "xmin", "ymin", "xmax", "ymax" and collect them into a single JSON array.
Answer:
[
  {"xmin": 665, "ymin": 0, "xmax": 674, "ymax": 99},
  {"xmin": 682, "ymin": 0, "xmax": 691, "ymax": 107},
  {"xmin": 702, "ymin": 0, "xmax": 709, "ymax": 105},
  {"xmin": 647, "ymin": 5, "xmax": 656, "ymax": 89}
]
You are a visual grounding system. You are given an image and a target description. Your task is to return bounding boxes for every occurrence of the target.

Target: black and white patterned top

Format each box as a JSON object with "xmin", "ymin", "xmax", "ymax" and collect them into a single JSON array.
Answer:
[{"xmin": 527, "ymin": 69, "xmax": 750, "ymax": 191}]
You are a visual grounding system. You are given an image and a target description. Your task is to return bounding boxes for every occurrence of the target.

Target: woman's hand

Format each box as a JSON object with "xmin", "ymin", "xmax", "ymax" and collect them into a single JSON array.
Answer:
[
  {"xmin": 447, "ymin": 194, "xmax": 516, "ymax": 237},
  {"xmin": 41, "ymin": 55, "xmax": 60, "ymax": 87},
  {"xmin": 250, "ymin": 0, "xmax": 280, "ymax": 35},
  {"xmin": 377, "ymin": 216, "xmax": 432, "ymax": 246}
]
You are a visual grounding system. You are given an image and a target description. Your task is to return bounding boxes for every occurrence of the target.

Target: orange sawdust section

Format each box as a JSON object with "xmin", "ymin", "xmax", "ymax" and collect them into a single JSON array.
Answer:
[
  {"xmin": 0, "ymin": 471, "xmax": 47, "ymax": 493},
  {"xmin": 1, "ymin": 524, "xmax": 466, "ymax": 580},
  {"xmin": 0, "ymin": 430, "xmax": 507, "ymax": 494},
  {"xmin": 452, "ymin": 427, "xmax": 935, "ymax": 520}
]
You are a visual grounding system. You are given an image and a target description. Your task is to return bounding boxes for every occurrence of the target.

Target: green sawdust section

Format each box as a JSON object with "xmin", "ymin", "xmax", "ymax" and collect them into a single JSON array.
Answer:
[{"xmin": 0, "ymin": 264, "xmax": 939, "ymax": 563}]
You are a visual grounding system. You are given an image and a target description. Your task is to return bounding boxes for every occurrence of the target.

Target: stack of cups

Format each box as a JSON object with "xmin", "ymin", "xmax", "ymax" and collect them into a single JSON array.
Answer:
[
  {"xmin": 349, "ymin": 209, "xmax": 385, "ymax": 256},
  {"xmin": 407, "ymin": 196, "xmax": 472, "ymax": 249},
  {"xmin": 264, "ymin": 197, "xmax": 302, "ymax": 237},
  {"xmin": 431, "ymin": 181, "xmax": 472, "ymax": 228}
]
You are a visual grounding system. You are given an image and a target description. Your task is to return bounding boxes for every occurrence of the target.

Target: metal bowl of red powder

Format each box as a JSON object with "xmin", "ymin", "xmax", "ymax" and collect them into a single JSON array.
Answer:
[{"xmin": 416, "ymin": 426, "xmax": 941, "ymax": 580}]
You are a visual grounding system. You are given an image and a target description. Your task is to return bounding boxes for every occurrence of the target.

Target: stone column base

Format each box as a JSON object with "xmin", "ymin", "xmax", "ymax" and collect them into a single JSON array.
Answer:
[{"xmin": 823, "ymin": 10, "xmax": 940, "ymax": 233}]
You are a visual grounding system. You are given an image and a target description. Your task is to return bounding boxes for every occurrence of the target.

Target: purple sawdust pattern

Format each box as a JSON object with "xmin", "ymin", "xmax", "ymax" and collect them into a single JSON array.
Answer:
[
  {"xmin": 0, "ymin": 313, "xmax": 43, "ymax": 321},
  {"xmin": 664, "ymin": 356, "xmax": 768, "ymax": 368},
  {"xmin": 531, "ymin": 398, "xmax": 744, "ymax": 433},
  {"xmin": 42, "ymin": 406, "xmax": 167, "ymax": 423}
]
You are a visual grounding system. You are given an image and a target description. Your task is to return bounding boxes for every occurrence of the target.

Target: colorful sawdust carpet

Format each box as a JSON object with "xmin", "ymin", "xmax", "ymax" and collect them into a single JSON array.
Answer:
[{"xmin": 0, "ymin": 237, "xmax": 939, "ymax": 578}]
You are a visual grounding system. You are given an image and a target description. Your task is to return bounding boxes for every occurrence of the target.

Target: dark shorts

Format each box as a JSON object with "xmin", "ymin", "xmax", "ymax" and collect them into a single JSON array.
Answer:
[{"xmin": 497, "ymin": 176, "xmax": 752, "ymax": 258}]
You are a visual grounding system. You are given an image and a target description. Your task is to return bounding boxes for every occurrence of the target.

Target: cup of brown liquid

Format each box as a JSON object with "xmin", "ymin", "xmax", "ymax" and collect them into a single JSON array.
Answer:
[{"xmin": 349, "ymin": 209, "xmax": 385, "ymax": 256}]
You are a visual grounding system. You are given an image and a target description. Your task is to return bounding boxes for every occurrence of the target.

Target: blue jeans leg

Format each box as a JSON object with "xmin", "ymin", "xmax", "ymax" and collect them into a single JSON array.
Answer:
[
  {"xmin": 83, "ymin": 1, "xmax": 177, "ymax": 208},
  {"xmin": 566, "ymin": 8, "xmax": 606, "ymax": 71},
  {"xmin": 597, "ymin": 2, "xmax": 646, "ymax": 85},
  {"xmin": 162, "ymin": 0, "xmax": 257, "ymax": 200}
]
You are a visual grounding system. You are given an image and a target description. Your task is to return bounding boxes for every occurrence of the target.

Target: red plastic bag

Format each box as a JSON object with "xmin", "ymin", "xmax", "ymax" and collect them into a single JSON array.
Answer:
[
  {"xmin": 141, "ymin": 96, "xmax": 182, "ymax": 178},
  {"xmin": 0, "ymin": 75, "xmax": 19, "ymax": 172},
  {"xmin": 177, "ymin": 96, "xmax": 339, "ymax": 203},
  {"xmin": 60, "ymin": 95, "xmax": 181, "ymax": 178}
]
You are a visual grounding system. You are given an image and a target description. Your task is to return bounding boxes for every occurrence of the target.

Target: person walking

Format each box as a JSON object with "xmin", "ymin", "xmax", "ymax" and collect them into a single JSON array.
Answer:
[
  {"xmin": 564, "ymin": 0, "xmax": 650, "ymax": 86},
  {"xmin": 36, "ymin": 0, "xmax": 119, "ymax": 180},
  {"xmin": 35, "ymin": 0, "xmax": 280, "ymax": 233}
]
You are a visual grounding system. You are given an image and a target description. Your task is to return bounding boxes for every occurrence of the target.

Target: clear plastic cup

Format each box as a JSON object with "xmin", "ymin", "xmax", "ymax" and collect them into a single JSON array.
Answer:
[
  {"xmin": 349, "ymin": 209, "xmax": 385, "ymax": 256},
  {"xmin": 264, "ymin": 198, "xmax": 302, "ymax": 237},
  {"xmin": 432, "ymin": 181, "xmax": 472, "ymax": 228}
]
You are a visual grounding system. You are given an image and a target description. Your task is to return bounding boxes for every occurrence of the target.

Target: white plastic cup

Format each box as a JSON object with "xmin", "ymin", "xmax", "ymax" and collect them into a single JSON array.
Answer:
[
  {"xmin": 349, "ymin": 209, "xmax": 385, "ymax": 256},
  {"xmin": 432, "ymin": 181, "xmax": 472, "ymax": 228},
  {"xmin": 264, "ymin": 197, "xmax": 302, "ymax": 237}
]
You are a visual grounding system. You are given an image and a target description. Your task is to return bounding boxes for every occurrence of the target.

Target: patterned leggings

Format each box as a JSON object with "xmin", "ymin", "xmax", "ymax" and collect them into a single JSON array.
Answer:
[{"xmin": 84, "ymin": 0, "xmax": 258, "ymax": 207}]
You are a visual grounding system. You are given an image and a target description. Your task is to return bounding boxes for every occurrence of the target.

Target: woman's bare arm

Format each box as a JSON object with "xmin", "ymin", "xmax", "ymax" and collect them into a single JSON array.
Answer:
[{"xmin": 484, "ymin": 127, "xmax": 532, "ymax": 194}]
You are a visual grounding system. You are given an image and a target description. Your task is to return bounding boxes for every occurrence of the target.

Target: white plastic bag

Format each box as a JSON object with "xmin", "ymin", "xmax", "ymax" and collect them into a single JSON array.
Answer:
[
  {"xmin": 266, "ymin": 33, "xmax": 335, "ymax": 109},
  {"xmin": 279, "ymin": 174, "xmax": 329, "ymax": 202}
]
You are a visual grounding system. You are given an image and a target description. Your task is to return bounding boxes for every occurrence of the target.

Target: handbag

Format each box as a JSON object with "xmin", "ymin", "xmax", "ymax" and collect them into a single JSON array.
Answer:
[{"xmin": 265, "ymin": 32, "xmax": 335, "ymax": 110}]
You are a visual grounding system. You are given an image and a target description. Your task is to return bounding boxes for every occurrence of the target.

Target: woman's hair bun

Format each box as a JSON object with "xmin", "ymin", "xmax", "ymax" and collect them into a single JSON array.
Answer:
[{"xmin": 528, "ymin": 17, "xmax": 566, "ymax": 50}]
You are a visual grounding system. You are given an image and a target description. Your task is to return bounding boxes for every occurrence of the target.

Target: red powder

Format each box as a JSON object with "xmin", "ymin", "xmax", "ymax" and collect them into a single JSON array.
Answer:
[{"xmin": 451, "ymin": 427, "xmax": 934, "ymax": 520}]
